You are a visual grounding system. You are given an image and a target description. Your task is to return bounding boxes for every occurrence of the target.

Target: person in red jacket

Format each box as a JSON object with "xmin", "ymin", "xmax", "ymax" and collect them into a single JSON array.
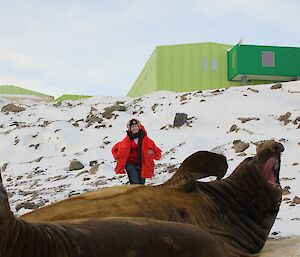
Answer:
[{"xmin": 112, "ymin": 119, "xmax": 162, "ymax": 184}]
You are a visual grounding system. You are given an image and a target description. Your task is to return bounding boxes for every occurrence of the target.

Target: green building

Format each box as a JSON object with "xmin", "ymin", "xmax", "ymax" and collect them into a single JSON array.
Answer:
[
  {"xmin": 128, "ymin": 42, "xmax": 300, "ymax": 97},
  {"xmin": 228, "ymin": 44, "xmax": 300, "ymax": 83},
  {"xmin": 54, "ymin": 94, "xmax": 92, "ymax": 102},
  {"xmin": 0, "ymin": 85, "xmax": 54, "ymax": 102}
]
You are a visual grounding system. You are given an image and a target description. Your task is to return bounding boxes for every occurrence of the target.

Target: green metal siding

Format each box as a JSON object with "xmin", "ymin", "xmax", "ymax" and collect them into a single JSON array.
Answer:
[
  {"xmin": 228, "ymin": 44, "xmax": 300, "ymax": 80},
  {"xmin": 128, "ymin": 50, "xmax": 157, "ymax": 97},
  {"xmin": 54, "ymin": 94, "xmax": 92, "ymax": 102},
  {"xmin": 156, "ymin": 42, "xmax": 241, "ymax": 92},
  {"xmin": 0, "ymin": 85, "xmax": 53, "ymax": 99},
  {"xmin": 128, "ymin": 42, "xmax": 242, "ymax": 97},
  {"xmin": 227, "ymin": 46, "xmax": 239, "ymax": 80}
]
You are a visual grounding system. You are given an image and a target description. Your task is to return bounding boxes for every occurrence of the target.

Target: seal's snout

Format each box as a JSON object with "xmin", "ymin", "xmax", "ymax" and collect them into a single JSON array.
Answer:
[
  {"xmin": 271, "ymin": 142, "xmax": 284, "ymax": 154},
  {"xmin": 256, "ymin": 140, "xmax": 284, "ymax": 156}
]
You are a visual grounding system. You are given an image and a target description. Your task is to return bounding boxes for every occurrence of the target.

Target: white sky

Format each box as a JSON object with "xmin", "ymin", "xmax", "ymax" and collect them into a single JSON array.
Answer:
[{"xmin": 0, "ymin": 0, "xmax": 299, "ymax": 97}]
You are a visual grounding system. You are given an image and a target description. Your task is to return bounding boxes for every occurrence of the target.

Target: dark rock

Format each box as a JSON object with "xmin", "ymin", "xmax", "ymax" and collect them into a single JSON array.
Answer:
[
  {"xmin": 151, "ymin": 103, "xmax": 158, "ymax": 112},
  {"xmin": 292, "ymin": 196, "xmax": 300, "ymax": 204},
  {"xmin": 102, "ymin": 102, "xmax": 127, "ymax": 119},
  {"xmin": 173, "ymin": 113, "xmax": 188, "ymax": 128},
  {"xmin": 278, "ymin": 112, "xmax": 291, "ymax": 125},
  {"xmin": 229, "ymin": 124, "xmax": 239, "ymax": 133},
  {"xmin": 293, "ymin": 117, "xmax": 300, "ymax": 125},
  {"xmin": 238, "ymin": 117, "xmax": 260, "ymax": 123},
  {"xmin": 90, "ymin": 164, "xmax": 100, "ymax": 174},
  {"xmin": 1, "ymin": 163, "xmax": 8, "ymax": 172},
  {"xmin": 95, "ymin": 124, "xmax": 106, "ymax": 129},
  {"xmin": 69, "ymin": 160, "xmax": 84, "ymax": 171},
  {"xmin": 179, "ymin": 93, "xmax": 189, "ymax": 102},
  {"xmin": 1, "ymin": 103, "xmax": 25, "ymax": 113},
  {"xmin": 279, "ymin": 138, "xmax": 287, "ymax": 143},
  {"xmin": 29, "ymin": 144, "xmax": 40, "ymax": 150},
  {"xmin": 271, "ymin": 82, "xmax": 282, "ymax": 89},
  {"xmin": 15, "ymin": 201, "xmax": 44, "ymax": 212},
  {"xmin": 34, "ymin": 157, "xmax": 43, "ymax": 162},
  {"xmin": 89, "ymin": 160, "xmax": 98, "ymax": 166},
  {"xmin": 85, "ymin": 114, "xmax": 103, "ymax": 127},
  {"xmin": 53, "ymin": 101, "xmax": 62, "ymax": 107},
  {"xmin": 247, "ymin": 87, "xmax": 259, "ymax": 93},
  {"xmin": 271, "ymin": 231, "xmax": 280, "ymax": 235},
  {"xmin": 282, "ymin": 186, "xmax": 291, "ymax": 195},
  {"xmin": 211, "ymin": 89, "xmax": 220, "ymax": 94},
  {"xmin": 232, "ymin": 140, "xmax": 249, "ymax": 153}
]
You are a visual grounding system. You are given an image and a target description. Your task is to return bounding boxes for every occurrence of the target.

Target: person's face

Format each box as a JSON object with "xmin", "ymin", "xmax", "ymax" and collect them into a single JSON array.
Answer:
[{"xmin": 130, "ymin": 124, "xmax": 140, "ymax": 134}]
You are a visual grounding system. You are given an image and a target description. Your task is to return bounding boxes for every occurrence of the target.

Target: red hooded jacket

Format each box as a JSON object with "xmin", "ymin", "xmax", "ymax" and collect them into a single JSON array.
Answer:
[{"xmin": 112, "ymin": 125, "xmax": 162, "ymax": 178}]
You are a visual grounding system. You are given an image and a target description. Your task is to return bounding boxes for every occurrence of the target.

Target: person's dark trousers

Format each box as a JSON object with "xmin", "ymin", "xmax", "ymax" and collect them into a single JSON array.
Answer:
[{"xmin": 125, "ymin": 163, "xmax": 145, "ymax": 185}]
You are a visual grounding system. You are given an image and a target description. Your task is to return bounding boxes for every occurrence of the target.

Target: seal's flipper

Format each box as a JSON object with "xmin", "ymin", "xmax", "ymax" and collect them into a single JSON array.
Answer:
[{"xmin": 161, "ymin": 151, "xmax": 228, "ymax": 188}]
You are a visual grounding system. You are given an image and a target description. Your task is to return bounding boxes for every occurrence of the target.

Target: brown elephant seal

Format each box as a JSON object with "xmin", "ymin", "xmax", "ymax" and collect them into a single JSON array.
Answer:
[
  {"xmin": 0, "ymin": 170, "xmax": 236, "ymax": 257},
  {"xmin": 21, "ymin": 140, "xmax": 284, "ymax": 256}
]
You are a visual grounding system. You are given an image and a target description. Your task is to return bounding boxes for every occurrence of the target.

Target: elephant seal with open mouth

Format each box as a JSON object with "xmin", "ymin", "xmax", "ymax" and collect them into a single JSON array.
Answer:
[{"xmin": 21, "ymin": 140, "xmax": 284, "ymax": 256}]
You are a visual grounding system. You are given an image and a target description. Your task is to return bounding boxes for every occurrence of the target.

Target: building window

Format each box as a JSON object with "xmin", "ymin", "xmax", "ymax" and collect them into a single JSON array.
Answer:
[
  {"xmin": 232, "ymin": 52, "xmax": 236, "ymax": 68},
  {"xmin": 202, "ymin": 59, "xmax": 208, "ymax": 70},
  {"xmin": 212, "ymin": 59, "xmax": 218, "ymax": 70},
  {"xmin": 262, "ymin": 51, "xmax": 275, "ymax": 67}
]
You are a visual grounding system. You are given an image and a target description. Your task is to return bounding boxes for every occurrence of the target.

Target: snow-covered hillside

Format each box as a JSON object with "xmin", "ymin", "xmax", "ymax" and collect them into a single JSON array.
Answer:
[{"xmin": 0, "ymin": 81, "xmax": 299, "ymax": 240}]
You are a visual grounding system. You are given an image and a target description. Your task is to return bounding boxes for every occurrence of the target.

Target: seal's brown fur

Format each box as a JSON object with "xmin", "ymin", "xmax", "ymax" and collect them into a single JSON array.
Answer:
[
  {"xmin": 0, "ymin": 174, "xmax": 234, "ymax": 257},
  {"xmin": 21, "ymin": 141, "xmax": 284, "ymax": 256}
]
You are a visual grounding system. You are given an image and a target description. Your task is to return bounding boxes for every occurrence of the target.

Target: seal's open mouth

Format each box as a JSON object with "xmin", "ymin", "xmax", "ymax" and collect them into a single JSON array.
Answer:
[{"xmin": 262, "ymin": 157, "xmax": 280, "ymax": 186}]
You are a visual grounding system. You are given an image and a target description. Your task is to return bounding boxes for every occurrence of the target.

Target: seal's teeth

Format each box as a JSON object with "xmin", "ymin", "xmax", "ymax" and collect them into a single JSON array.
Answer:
[{"xmin": 273, "ymin": 161, "xmax": 280, "ymax": 172}]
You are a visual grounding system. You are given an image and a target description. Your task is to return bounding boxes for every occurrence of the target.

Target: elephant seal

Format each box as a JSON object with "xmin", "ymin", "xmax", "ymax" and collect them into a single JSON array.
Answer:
[
  {"xmin": 0, "ymin": 170, "xmax": 236, "ymax": 257},
  {"xmin": 21, "ymin": 140, "xmax": 284, "ymax": 256}
]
